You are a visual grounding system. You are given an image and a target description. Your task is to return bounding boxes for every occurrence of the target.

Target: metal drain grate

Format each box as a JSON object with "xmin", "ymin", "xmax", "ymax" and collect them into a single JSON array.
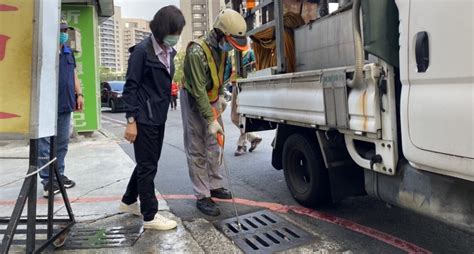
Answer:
[
  {"xmin": 215, "ymin": 210, "xmax": 314, "ymax": 253},
  {"xmin": 62, "ymin": 226, "xmax": 144, "ymax": 249}
]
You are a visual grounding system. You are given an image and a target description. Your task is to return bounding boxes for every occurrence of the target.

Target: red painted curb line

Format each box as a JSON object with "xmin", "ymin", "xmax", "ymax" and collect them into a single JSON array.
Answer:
[{"xmin": 0, "ymin": 194, "xmax": 430, "ymax": 253}]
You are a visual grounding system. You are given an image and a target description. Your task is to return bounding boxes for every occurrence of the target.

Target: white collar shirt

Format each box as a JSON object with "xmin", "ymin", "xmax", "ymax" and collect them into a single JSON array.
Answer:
[{"xmin": 152, "ymin": 35, "xmax": 173, "ymax": 74}]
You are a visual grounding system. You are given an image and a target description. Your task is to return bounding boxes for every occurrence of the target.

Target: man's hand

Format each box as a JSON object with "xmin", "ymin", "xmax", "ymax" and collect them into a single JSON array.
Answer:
[
  {"xmin": 218, "ymin": 95, "xmax": 227, "ymax": 113},
  {"xmin": 76, "ymin": 95, "xmax": 84, "ymax": 112},
  {"xmin": 124, "ymin": 122, "xmax": 137, "ymax": 143},
  {"xmin": 208, "ymin": 119, "xmax": 223, "ymax": 135}
]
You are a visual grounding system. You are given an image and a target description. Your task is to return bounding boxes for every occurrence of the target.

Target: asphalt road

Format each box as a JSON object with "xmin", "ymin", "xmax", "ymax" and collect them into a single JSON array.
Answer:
[{"xmin": 100, "ymin": 104, "xmax": 474, "ymax": 254}]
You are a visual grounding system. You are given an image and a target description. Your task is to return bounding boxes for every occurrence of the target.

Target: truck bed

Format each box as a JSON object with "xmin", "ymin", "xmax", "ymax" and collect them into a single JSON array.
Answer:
[{"xmin": 237, "ymin": 66, "xmax": 382, "ymax": 135}]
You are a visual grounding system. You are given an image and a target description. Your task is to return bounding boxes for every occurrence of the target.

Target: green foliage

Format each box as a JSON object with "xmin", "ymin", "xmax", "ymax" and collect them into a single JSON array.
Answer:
[
  {"xmin": 99, "ymin": 66, "xmax": 125, "ymax": 82},
  {"xmin": 173, "ymin": 50, "xmax": 186, "ymax": 84}
]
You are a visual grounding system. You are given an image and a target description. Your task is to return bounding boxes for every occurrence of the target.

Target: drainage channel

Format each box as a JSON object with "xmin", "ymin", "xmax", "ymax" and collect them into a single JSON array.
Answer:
[
  {"xmin": 61, "ymin": 225, "xmax": 144, "ymax": 249},
  {"xmin": 215, "ymin": 210, "xmax": 314, "ymax": 253},
  {"xmin": 0, "ymin": 217, "xmax": 71, "ymax": 249}
]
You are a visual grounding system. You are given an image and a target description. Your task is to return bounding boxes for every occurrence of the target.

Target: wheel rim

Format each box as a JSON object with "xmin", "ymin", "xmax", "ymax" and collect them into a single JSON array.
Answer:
[{"xmin": 288, "ymin": 149, "xmax": 311, "ymax": 194}]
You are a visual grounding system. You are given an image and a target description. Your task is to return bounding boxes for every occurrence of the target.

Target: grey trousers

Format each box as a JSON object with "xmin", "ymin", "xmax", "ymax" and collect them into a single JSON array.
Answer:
[
  {"xmin": 180, "ymin": 89, "xmax": 224, "ymax": 199},
  {"xmin": 237, "ymin": 131, "xmax": 260, "ymax": 147}
]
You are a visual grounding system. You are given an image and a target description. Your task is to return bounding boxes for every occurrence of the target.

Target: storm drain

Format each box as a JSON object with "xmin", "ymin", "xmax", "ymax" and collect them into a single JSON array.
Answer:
[
  {"xmin": 62, "ymin": 226, "xmax": 143, "ymax": 249},
  {"xmin": 215, "ymin": 210, "xmax": 314, "ymax": 253}
]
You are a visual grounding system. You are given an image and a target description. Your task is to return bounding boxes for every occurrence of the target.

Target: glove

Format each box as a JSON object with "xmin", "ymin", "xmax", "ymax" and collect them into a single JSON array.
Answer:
[
  {"xmin": 208, "ymin": 119, "xmax": 223, "ymax": 135},
  {"xmin": 218, "ymin": 95, "xmax": 227, "ymax": 113}
]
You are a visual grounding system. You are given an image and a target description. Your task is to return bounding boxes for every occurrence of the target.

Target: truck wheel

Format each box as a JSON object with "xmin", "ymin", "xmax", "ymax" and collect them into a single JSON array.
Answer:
[
  {"xmin": 283, "ymin": 133, "xmax": 330, "ymax": 207},
  {"xmin": 110, "ymin": 99, "xmax": 117, "ymax": 113}
]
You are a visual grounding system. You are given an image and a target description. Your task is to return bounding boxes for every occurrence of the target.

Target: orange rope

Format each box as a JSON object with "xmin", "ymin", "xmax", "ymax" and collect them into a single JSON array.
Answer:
[{"xmin": 251, "ymin": 12, "xmax": 305, "ymax": 73}]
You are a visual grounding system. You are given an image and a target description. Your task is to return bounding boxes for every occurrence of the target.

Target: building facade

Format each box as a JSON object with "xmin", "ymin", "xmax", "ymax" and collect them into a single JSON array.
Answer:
[
  {"xmin": 98, "ymin": 7, "xmax": 152, "ymax": 73},
  {"xmin": 179, "ymin": 0, "xmax": 225, "ymax": 50},
  {"xmin": 98, "ymin": 6, "xmax": 123, "ymax": 72},
  {"xmin": 122, "ymin": 18, "xmax": 152, "ymax": 71}
]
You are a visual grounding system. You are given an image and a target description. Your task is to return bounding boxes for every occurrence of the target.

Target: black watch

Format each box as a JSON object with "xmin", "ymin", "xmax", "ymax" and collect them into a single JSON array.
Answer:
[{"xmin": 76, "ymin": 93, "xmax": 84, "ymax": 97}]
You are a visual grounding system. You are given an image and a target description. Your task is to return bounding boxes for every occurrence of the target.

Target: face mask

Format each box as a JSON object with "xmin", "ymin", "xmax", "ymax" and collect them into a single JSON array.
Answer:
[
  {"xmin": 219, "ymin": 39, "xmax": 233, "ymax": 52},
  {"xmin": 163, "ymin": 35, "xmax": 180, "ymax": 47},
  {"xmin": 59, "ymin": 32, "xmax": 69, "ymax": 45}
]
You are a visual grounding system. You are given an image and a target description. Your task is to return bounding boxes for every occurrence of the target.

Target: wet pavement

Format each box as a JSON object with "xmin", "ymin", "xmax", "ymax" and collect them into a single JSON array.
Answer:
[
  {"xmin": 0, "ymin": 131, "xmax": 346, "ymax": 253},
  {"xmin": 1, "ymin": 105, "xmax": 473, "ymax": 253}
]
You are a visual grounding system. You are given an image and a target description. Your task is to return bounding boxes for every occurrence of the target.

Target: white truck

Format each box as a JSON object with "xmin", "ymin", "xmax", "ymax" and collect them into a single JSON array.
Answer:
[{"xmin": 235, "ymin": 0, "xmax": 473, "ymax": 232}]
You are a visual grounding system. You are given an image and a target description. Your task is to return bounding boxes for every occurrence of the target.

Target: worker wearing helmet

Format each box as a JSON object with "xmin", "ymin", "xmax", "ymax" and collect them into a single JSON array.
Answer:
[{"xmin": 181, "ymin": 9, "xmax": 248, "ymax": 216}]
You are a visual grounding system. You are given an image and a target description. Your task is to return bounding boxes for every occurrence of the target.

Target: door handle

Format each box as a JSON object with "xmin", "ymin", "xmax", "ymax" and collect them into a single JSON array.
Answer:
[{"xmin": 415, "ymin": 31, "xmax": 430, "ymax": 72}]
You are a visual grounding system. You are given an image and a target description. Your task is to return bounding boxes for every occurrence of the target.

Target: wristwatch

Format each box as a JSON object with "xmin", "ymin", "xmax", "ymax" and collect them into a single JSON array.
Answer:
[
  {"xmin": 127, "ymin": 117, "xmax": 135, "ymax": 124},
  {"xmin": 76, "ymin": 93, "xmax": 84, "ymax": 97}
]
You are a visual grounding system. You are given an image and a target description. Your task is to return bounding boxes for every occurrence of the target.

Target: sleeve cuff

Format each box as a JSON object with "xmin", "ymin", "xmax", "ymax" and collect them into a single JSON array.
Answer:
[{"xmin": 125, "ymin": 112, "xmax": 136, "ymax": 119}]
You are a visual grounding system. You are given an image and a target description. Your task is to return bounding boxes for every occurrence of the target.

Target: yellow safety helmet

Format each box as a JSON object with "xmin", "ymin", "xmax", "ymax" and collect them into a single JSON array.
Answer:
[{"xmin": 213, "ymin": 9, "xmax": 248, "ymax": 51}]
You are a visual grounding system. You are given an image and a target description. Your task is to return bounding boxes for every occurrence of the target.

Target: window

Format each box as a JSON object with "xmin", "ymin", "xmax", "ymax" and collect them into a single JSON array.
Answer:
[
  {"xmin": 193, "ymin": 30, "xmax": 203, "ymax": 37},
  {"xmin": 192, "ymin": 5, "xmax": 202, "ymax": 11},
  {"xmin": 193, "ymin": 22, "xmax": 202, "ymax": 28}
]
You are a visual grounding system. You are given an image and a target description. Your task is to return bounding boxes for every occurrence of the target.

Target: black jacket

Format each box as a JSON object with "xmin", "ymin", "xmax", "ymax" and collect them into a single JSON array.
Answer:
[{"xmin": 123, "ymin": 36, "xmax": 176, "ymax": 126}]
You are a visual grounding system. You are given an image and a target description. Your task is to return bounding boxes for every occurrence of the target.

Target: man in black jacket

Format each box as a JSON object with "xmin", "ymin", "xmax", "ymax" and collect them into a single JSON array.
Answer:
[{"xmin": 118, "ymin": 5, "xmax": 185, "ymax": 231}]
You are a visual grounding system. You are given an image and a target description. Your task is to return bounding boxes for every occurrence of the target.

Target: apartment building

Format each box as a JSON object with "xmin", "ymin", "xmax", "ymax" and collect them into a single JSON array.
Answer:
[
  {"xmin": 180, "ymin": 0, "xmax": 225, "ymax": 49},
  {"xmin": 98, "ymin": 7, "xmax": 152, "ymax": 73},
  {"xmin": 122, "ymin": 18, "xmax": 152, "ymax": 71},
  {"xmin": 98, "ymin": 6, "xmax": 123, "ymax": 72}
]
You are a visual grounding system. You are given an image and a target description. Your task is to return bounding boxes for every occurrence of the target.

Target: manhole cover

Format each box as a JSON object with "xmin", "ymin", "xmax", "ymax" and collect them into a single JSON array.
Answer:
[
  {"xmin": 62, "ymin": 226, "xmax": 143, "ymax": 249},
  {"xmin": 215, "ymin": 210, "xmax": 314, "ymax": 253}
]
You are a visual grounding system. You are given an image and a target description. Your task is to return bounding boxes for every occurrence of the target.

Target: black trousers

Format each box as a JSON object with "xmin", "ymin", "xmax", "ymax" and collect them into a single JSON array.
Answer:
[
  {"xmin": 122, "ymin": 123, "xmax": 165, "ymax": 221},
  {"xmin": 170, "ymin": 95, "xmax": 178, "ymax": 109}
]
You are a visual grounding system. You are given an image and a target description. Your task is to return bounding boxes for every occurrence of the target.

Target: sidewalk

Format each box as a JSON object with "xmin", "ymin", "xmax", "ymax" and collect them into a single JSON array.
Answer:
[{"xmin": 0, "ymin": 132, "xmax": 214, "ymax": 253}]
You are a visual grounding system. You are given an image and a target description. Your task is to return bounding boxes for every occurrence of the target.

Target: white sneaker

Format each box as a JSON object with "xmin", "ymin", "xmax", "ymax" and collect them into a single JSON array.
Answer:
[
  {"xmin": 118, "ymin": 201, "xmax": 141, "ymax": 216},
  {"xmin": 143, "ymin": 213, "xmax": 177, "ymax": 231}
]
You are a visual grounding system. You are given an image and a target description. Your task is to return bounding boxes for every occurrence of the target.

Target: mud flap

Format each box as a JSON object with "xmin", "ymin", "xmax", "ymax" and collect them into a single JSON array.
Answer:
[{"xmin": 316, "ymin": 131, "xmax": 366, "ymax": 202}]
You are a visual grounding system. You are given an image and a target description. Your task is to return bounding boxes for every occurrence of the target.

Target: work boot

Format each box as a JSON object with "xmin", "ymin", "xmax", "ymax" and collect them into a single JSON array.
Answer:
[
  {"xmin": 249, "ymin": 137, "xmax": 262, "ymax": 152},
  {"xmin": 234, "ymin": 146, "xmax": 247, "ymax": 156},
  {"xmin": 196, "ymin": 197, "xmax": 220, "ymax": 216},
  {"xmin": 210, "ymin": 187, "xmax": 232, "ymax": 199}
]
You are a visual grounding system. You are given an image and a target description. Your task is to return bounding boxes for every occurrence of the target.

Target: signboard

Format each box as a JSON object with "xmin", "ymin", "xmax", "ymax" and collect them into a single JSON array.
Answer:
[
  {"xmin": 0, "ymin": 0, "xmax": 61, "ymax": 139},
  {"xmin": 0, "ymin": 0, "xmax": 34, "ymax": 135},
  {"xmin": 62, "ymin": 5, "xmax": 101, "ymax": 132}
]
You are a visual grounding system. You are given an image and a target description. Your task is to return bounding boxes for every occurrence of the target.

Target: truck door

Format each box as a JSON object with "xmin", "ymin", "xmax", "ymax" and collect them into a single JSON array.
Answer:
[{"xmin": 400, "ymin": 0, "xmax": 474, "ymax": 180}]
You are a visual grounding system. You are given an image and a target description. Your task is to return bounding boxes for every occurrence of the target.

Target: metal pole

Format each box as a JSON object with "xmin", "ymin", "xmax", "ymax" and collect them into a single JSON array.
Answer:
[
  {"xmin": 55, "ymin": 157, "xmax": 75, "ymax": 223},
  {"xmin": 274, "ymin": 0, "xmax": 286, "ymax": 73},
  {"xmin": 47, "ymin": 136, "xmax": 56, "ymax": 239},
  {"xmin": 26, "ymin": 139, "xmax": 39, "ymax": 253},
  {"xmin": 231, "ymin": 0, "xmax": 244, "ymax": 79},
  {"xmin": 0, "ymin": 175, "xmax": 33, "ymax": 254}
]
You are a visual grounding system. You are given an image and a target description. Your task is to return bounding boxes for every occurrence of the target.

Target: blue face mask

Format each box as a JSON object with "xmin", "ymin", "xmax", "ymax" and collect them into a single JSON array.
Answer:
[
  {"xmin": 163, "ymin": 35, "xmax": 180, "ymax": 47},
  {"xmin": 219, "ymin": 40, "xmax": 233, "ymax": 52},
  {"xmin": 59, "ymin": 32, "xmax": 69, "ymax": 45}
]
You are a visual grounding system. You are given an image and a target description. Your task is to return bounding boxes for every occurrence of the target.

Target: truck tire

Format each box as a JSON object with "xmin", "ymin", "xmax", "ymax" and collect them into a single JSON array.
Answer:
[
  {"xmin": 283, "ymin": 133, "xmax": 330, "ymax": 207},
  {"xmin": 110, "ymin": 99, "xmax": 117, "ymax": 113}
]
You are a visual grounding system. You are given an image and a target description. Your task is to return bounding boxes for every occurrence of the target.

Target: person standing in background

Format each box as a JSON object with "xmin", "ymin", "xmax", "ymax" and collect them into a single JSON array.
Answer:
[
  {"xmin": 170, "ymin": 81, "xmax": 178, "ymax": 110},
  {"xmin": 38, "ymin": 19, "xmax": 83, "ymax": 198},
  {"xmin": 225, "ymin": 48, "xmax": 262, "ymax": 156},
  {"xmin": 119, "ymin": 5, "xmax": 185, "ymax": 231}
]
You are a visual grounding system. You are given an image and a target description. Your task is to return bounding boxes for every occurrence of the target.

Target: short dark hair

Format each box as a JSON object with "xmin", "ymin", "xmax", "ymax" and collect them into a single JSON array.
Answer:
[{"xmin": 150, "ymin": 5, "xmax": 186, "ymax": 43}]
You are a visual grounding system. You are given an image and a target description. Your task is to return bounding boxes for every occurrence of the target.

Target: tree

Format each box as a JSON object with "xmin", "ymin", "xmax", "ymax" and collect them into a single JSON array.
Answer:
[
  {"xmin": 99, "ymin": 66, "xmax": 124, "ymax": 82},
  {"xmin": 173, "ymin": 50, "xmax": 186, "ymax": 85}
]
